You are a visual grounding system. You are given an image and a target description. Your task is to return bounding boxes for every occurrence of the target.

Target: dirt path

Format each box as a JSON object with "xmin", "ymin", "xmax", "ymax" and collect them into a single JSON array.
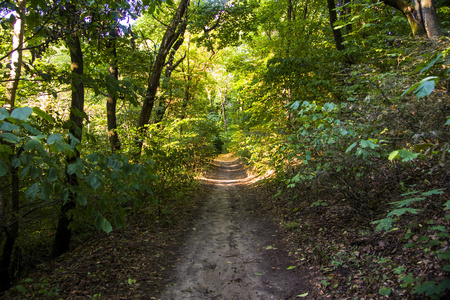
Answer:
[{"xmin": 160, "ymin": 154, "xmax": 308, "ymax": 300}]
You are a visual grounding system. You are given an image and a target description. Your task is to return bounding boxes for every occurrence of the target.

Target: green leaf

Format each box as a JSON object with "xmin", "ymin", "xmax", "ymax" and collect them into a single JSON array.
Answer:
[
  {"xmin": 11, "ymin": 158, "xmax": 20, "ymax": 168},
  {"xmin": 11, "ymin": 107, "xmax": 33, "ymax": 121},
  {"xmin": 414, "ymin": 77, "xmax": 438, "ymax": 99},
  {"xmin": 47, "ymin": 134, "xmax": 63, "ymax": 145},
  {"xmin": 421, "ymin": 189, "xmax": 444, "ymax": 196},
  {"xmin": 0, "ymin": 161, "xmax": 9, "ymax": 176},
  {"xmin": 390, "ymin": 149, "xmax": 419, "ymax": 162},
  {"xmin": 379, "ymin": 286, "xmax": 392, "ymax": 296},
  {"xmin": 25, "ymin": 182, "xmax": 40, "ymax": 199},
  {"xmin": 438, "ymin": 250, "xmax": 450, "ymax": 260},
  {"xmin": 444, "ymin": 200, "xmax": 450, "ymax": 210},
  {"xmin": 76, "ymin": 194, "xmax": 87, "ymax": 206},
  {"xmin": 420, "ymin": 54, "xmax": 442, "ymax": 73},
  {"xmin": 391, "ymin": 197, "xmax": 426, "ymax": 208},
  {"xmin": 388, "ymin": 150, "xmax": 399, "ymax": 161},
  {"xmin": 86, "ymin": 172, "xmax": 101, "ymax": 190},
  {"xmin": 95, "ymin": 214, "xmax": 104, "ymax": 230},
  {"xmin": 102, "ymin": 219, "xmax": 113, "ymax": 234},
  {"xmin": 429, "ymin": 225, "xmax": 446, "ymax": 232},
  {"xmin": 290, "ymin": 101, "xmax": 300, "ymax": 110},
  {"xmin": 67, "ymin": 163, "xmax": 77, "ymax": 175},
  {"xmin": 0, "ymin": 107, "xmax": 9, "ymax": 120},
  {"xmin": 47, "ymin": 167, "xmax": 58, "ymax": 182},
  {"xmin": 21, "ymin": 123, "xmax": 41, "ymax": 135},
  {"xmin": 24, "ymin": 139, "xmax": 44, "ymax": 152},
  {"xmin": 372, "ymin": 218, "xmax": 395, "ymax": 232},
  {"xmin": 413, "ymin": 281, "xmax": 440, "ymax": 296},
  {"xmin": 387, "ymin": 208, "xmax": 420, "ymax": 218},
  {"xmin": 33, "ymin": 107, "xmax": 55, "ymax": 123},
  {"xmin": 360, "ymin": 139, "xmax": 379, "ymax": 149},
  {"xmin": 0, "ymin": 121, "xmax": 20, "ymax": 132},
  {"xmin": 1, "ymin": 132, "xmax": 20, "ymax": 143},
  {"xmin": 346, "ymin": 142, "xmax": 357, "ymax": 154},
  {"xmin": 296, "ymin": 292, "xmax": 309, "ymax": 298},
  {"xmin": 287, "ymin": 266, "xmax": 297, "ymax": 270}
]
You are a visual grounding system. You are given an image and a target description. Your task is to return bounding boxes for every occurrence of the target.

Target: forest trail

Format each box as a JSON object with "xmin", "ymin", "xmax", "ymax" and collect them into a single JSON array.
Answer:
[{"xmin": 160, "ymin": 154, "xmax": 308, "ymax": 300}]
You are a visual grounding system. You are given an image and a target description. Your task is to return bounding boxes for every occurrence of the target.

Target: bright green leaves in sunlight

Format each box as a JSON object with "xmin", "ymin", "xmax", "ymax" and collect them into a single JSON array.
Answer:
[{"xmin": 388, "ymin": 149, "xmax": 419, "ymax": 162}]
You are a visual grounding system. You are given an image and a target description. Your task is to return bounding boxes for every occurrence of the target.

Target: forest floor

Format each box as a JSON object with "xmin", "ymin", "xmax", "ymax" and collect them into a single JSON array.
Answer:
[{"xmin": 6, "ymin": 154, "xmax": 315, "ymax": 299}]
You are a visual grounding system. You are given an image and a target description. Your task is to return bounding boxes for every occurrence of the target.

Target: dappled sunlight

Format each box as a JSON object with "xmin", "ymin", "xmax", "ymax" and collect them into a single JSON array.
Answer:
[{"xmin": 197, "ymin": 153, "xmax": 275, "ymax": 186}]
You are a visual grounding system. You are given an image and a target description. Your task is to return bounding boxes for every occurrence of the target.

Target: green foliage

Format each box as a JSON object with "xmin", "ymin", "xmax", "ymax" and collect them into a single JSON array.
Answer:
[{"xmin": 372, "ymin": 188, "xmax": 449, "ymax": 298}]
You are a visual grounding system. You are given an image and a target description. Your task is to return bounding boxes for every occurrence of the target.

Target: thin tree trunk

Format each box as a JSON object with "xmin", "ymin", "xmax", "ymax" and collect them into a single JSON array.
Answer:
[
  {"xmin": 52, "ymin": 33, "xmax": 84, "ymax": 258},
  {"xmin": 326, "ymin": 0, "xmax": 345, "ymax": 51},
  {"xmin": 344, "ymin": 0, "xmax": 352, "ymax": 34},
  {"xmin": 136, "ymin": 0, "xmax": 189, "ymax": 155},
  {"xmin": 107, "ymin": 29, "xmax": 121, "ymax": 152},
  {"xmin": 5, "ymin": 0, "xmax": 26, "ymax": 110},
  {"xmin": 220, "ymin": 86, "xmax": 228, "ymax": 132}
]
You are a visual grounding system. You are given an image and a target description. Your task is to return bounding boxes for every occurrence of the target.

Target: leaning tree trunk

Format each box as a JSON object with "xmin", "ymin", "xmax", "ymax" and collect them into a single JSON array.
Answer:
[
  {"xmin": 5, "ymin": 0, "xmax": 26, "ymax": 110},
  {"xmin": 52, "ymin": 33, "xmax": 84, "ymax": 258},
  {"xmin": 327, "ymin": 0, "xmax": 345, "ymax": 51},
  {"xmin": 382, "ymin": 0, "xmax": 427, "ymax": 37},
  {"xmin": 155, "ymin": 38, "xmax": 186, "ymax": 124},
  {"xmin": 106, "ymin": 29, "xmax": 121, "ymax": 153},
  {"xmin": 136, "ymin": 0, "xmax": 189, "ymax": 155}
]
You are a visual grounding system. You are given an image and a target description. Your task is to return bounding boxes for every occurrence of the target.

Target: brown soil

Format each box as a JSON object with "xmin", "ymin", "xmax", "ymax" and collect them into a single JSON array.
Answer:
[
  {"xmin": 5, "ymin": 154, "xmax": 313, "ymax": 299},
  {"xmin": 161, "ymin": 153, "xmax": 310, "ymax": 299}
]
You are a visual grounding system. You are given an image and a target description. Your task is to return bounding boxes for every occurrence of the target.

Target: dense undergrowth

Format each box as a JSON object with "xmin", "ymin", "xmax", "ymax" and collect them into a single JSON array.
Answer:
[
  {"xmin": 232, "ymin": 37, "xmax": 450, "ymax": 298},
  {"xmin": 0, "ymin": 105, "xmax": 222, "ymax": 294}
]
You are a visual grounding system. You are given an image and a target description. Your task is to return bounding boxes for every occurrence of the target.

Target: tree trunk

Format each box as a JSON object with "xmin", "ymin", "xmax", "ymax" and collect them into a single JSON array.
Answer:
[
  {"xmin": 136, "ymin": 0, "xmax": 189, "ymax": 155},
  {"xmin": 421, "ymin": 0, "xmax": 443, "ymax": 38},
  {"xmin": 382, "ymin": 0, "xmax": 427, "ymax": 37},
  {"xmin": 326, "ymin": 0, "xmax": 345, "ymax": 51},
  {"xmin": 155, "ymin": 38, "xmax": 186, "ymax": 124},
  {"xmin": 107, "ymin": 29, "xmax": 121, "ymax": 152},
  {"xmin": 1, "ymin": 1, "xmax": 26, "ymax": 290},
  {"xmin": 220, "ymin": 86, "xmax": 228, "ymax": 132},
  {"xmin": 52, "ymin": 34, "xmax": 84, "ymax": 258},
  {"xmin": 5, "ymin": 0, "xmax": 26, "ymax": 110},
  {"xmin": 0, "ymin": 166, "xmax": 19, "ymax": 292},
  {"xmin": 344, "ymin": 0, "xmax": 353, "ymax": 34}
]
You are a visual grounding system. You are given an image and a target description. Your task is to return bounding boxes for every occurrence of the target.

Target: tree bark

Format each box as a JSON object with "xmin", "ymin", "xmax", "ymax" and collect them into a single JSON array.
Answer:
[
  {"xmin": 5, "ymin": 0, "xmax": 26, "ymax": 110},
  {"xmin": 155, "ymin": 38, "xmax": 186, "ymax": 124},
  {"xmin": 52, "ymin": 33, "xmax": 84, "ymax": 258},
  {"xmin": 327, "ymin": 0, "xmax": 345, "ymax": 51},
  {"xmin": 220, "ymin": 86, "xmax": 228, "ymax": 132},
  {"xmin": 382, "ymin": 0, "xmax": 426, "ymax": 37},
  {"xmin": 0, "ymin": 166, "xmax": 19, "ymax": 292},
  {"xmin": 107, "ymin": 29, "xmax": 121, "ymax": 152},
  {"xmin": 136, "ymin": 0, "xmax": 189, "ymax": 154},
  {"xmin": 421, "ymin": 0, "xmax": 443, "ymax": 38},
  {"xmin": 0, "ymin": 0, "xmax": 26, "ymax": 290}
]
